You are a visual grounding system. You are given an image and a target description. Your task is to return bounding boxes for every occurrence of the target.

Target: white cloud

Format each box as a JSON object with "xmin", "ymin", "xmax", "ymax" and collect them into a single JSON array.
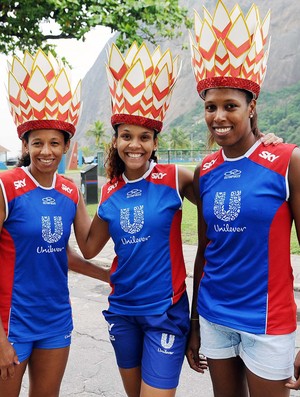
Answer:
[{"xmin": 0, "ymin": 25, "xmax": 113, "ymax": 152}]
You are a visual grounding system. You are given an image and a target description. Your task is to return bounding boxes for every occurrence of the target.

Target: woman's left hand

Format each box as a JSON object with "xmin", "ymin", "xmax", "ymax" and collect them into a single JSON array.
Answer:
[
  {"xmin": 261, "ymin": 132, "xmax": 283, "ymax": 146},
  {"xmin": 285, "ymin": 350, "xmax": 300, "ymax": 390}
]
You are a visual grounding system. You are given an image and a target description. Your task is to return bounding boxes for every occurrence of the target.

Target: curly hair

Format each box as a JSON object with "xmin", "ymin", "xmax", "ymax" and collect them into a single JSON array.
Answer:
[{"xmin": 105, "ymin": 128, "xmax": 158, "ymax": 182}]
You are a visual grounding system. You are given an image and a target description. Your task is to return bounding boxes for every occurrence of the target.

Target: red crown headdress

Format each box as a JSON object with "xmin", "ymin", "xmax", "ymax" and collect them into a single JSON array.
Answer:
[
  {"xmin": 7, "ymin": 49, "xmax": 82, "ymax": 139},
  {"xmin": 190, "ymin": 0, "xmax": 271, "ymax": 99},
  {"xmin": 106, "ymin": 42, "xmax": 181, "ymax": 132}
]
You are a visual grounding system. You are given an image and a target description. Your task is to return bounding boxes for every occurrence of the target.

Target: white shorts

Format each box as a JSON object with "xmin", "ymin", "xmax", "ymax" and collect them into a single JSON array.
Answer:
[{"xmin": 200, "ymin": 316, "xmax": 295, "ymax": 380}]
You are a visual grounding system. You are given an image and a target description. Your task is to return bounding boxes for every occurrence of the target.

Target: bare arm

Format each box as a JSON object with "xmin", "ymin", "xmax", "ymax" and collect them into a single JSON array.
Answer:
[
  {"xmin": 285, "ymin": 147, "xmax": 300, "ymax": 390},
  {"xmin": 178, "ymin": 166, "xmax": 196, "ymax": 204},
  {"xmin": 73, "ymin": 190, "xmax": 92, "ymax": 243},
  {"xmin": 0, "ymin": 186, "xmax": 20, "ymax": 380},
  {"xmin": 185, "ymin": 165, "xmax": 208, "ymax": 373},
  {"xmin": 73, "ymin": 191, "xmax": 111, "ymax": 259},
  {"xmin": 67, "ymin": 246, "xmax": 110, "ymax": 283}
]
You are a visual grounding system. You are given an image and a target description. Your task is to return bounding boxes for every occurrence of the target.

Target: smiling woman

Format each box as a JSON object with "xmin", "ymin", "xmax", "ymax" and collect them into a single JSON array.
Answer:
[
  {"xmin": 0, "ymin": 47, "xmax": 107, "ymax": 397},
  {"xmin": 186, "ymin": 1, "xmax": 300, "ymax": 396},
  {"xmin": 71, "ymin": 41, "xmax": 208, "ymax": 397}
]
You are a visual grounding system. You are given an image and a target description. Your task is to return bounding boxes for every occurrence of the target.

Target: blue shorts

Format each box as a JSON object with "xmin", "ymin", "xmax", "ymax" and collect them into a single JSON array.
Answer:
[
  {"xmin": 200, "ymin": 316, "xmax": 295, "ymax": 380},
  {"xmin": 103, "ymin": 293, "xmax": 190, "ymax": 389},
  {"xmin": 10, "ymin": 331, "xmax": 72, "ymax": 363}
]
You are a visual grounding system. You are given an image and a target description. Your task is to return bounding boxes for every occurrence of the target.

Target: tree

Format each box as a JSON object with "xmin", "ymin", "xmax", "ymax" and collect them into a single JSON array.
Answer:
[
  {"xmin": 0, "ymin": 0, "xmax": 190, "ymax": 54},
  {"xmin": 86, "ymin": 120, "xmax": 108, "ymax": 150},
  {"xmin": 168, "ymin": 127, "xmax": 190, "ymax": 149}
]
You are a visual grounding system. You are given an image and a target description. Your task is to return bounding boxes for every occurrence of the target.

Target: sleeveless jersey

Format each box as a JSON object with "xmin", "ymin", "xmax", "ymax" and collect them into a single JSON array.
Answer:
[
  {"xmin": 0, "ymin": 167, "xmax": 79, "ymax": 342},
  {"xmin": 98, "ymin": 162, "xmax": 187, "ymax": 315},
  {"xmin": 198, "ymin": 141, "xmax": 297, "ymax": 335}
]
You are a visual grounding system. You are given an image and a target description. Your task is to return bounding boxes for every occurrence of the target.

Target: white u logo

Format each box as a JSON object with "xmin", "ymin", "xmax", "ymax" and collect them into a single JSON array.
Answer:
[
  {"xmin": 41, "ymin": 216, "xmax": 63, "ymax": 243},
  {"xmin": 214, "ymin": 191, "xmax": 241, "ymax": 222},
  {"xmin": 161, "ymin": 333, "xmax": 175, "ymax": 349},
  {"xmin": 120, "ymin": 205, "xmax": 144, "ymax": 234}
]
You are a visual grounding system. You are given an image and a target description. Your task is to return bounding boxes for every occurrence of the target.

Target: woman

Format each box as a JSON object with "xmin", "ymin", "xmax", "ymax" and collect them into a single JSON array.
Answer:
[
  {"xmin": 186, "ymin": 1, "xmax": 300, "ymax": 396},
  {"xmin": 0, "ymin": 49, "xmax": 106, "ymax": 397},
  {"xmin": 74, "ymin": 41, "xmax": 282, "ymax": 397},
  {"xmin": 73, "ymin": 42, "xmax": 204, "ymax": 397}
]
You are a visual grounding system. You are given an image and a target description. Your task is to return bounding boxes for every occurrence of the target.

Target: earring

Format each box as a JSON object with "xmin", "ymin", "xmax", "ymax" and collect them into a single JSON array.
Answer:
[{"xmin": 249, "ymin": 113, "xmax": 254, "ymax": 118}]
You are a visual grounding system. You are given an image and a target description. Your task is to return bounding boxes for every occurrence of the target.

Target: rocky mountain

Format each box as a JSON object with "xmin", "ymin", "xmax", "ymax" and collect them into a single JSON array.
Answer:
[{"xmin": 75, "ymin": 0, "xmax": 300, "ymax": 146}]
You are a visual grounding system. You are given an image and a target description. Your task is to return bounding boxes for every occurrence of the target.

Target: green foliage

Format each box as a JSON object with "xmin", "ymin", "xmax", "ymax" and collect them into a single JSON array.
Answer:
[
  {"xmin": 85, "ymin": 120, "xmax": 109, "ymax": 150},
  {"xmin": 0, "ymin": 0, "xmax": 190, "ymax": 54},
  {"xmin": 167, "ymin": 81, "xmax": 300, "ymax": 147},
  {"xmin": 168, "ymin": 127, "xmax": 190, "ymax": 149},
  {"xmin": 257, "ymin": 82, "xmax": 300, "ymax": 146},
  {"xmin": 80, "ymin": 146, "xmax": 93, "ymax": 157}
]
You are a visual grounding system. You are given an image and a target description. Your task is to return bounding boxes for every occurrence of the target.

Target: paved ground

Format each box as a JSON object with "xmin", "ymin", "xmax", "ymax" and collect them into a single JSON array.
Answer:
[
  {"xmin": 19, "ymin": 172, "xmax": 300, "ymax": 396},
  {"xmin": 19, "ymin": 234, "xmax": 300, "ymax": 396}
]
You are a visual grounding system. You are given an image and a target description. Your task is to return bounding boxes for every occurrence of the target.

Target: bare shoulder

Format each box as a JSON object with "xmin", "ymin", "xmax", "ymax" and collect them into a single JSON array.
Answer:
[
  {"xmin": 288, "ymin": 147, "xmax": 300, "ymax": 185},
  {"xmin": 178, "ymin": 165, "xmax": 193, "ymax": 182}
]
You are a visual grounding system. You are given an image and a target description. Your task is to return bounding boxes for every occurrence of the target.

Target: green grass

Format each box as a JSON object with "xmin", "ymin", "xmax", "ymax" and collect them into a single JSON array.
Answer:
[
  {"xmin": 86, "ymin": 200, "xmax": 300, "ymax": 252},
  {"xmin": 86, "ymin": 204, "xmax": 98, "ymax": 218},
  {"xmin": 291, "ymin": 225, "xmax": 300, "ymax": 254},
  {"xmin": 181, "ymin": 199, "xmax": 197, "ymax": 244}
]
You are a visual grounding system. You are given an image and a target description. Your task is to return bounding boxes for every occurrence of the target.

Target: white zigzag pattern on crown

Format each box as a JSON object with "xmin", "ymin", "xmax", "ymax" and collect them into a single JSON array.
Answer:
[
  {"xmin": 190, "ymin": 0, "xmax": 271, "ymax": 89},
  {"xmin": 106, "ymin": 42, "xmax": 181, "ymax": 124},
  {"xmin": 7, "ymin": 49, "xmax": 81, "ymax": 129}
]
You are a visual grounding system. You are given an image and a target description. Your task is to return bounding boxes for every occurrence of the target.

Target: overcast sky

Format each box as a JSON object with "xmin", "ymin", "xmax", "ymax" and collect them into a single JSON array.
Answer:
[{"xmin": 0, "ymin": 25, "xmax": 113, "ymax": 154}]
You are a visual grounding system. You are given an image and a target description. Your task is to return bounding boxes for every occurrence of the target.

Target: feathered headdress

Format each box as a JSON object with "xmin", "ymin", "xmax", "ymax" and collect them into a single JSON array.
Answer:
[
  {"xmin": 190, "ymin": 0, "xmax": 271, "ymax": 99},
  {"xmin": 106, "ymin": 42, "xmax": 181, "ymax": 132},
  {"xmin": 7, "ymin": 49, "xmax": 82, "ymax": 138}
]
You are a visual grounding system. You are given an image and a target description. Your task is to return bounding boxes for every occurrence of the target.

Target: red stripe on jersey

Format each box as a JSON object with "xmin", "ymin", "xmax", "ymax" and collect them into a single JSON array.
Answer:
[
  {"xmin": 146, "ymin": 164, "xmax": 176, "ymax": 188},
  {"xmin": 0, "ymin": 228, "xmax": 16, "ymax": 335},
  {"xmin": 266, "ymin": 202, "xmax": 297, "ymax": 334},
  {"xmin": 100, "ymin": 178, "xmax": 126, "ymax": 205},
  {"xmin": 169, "ymin": 209, "xmax": 187, "ymax": 304},
  {"xmin": 109, "ymin": 256, "xmax": 118, "ymax": 297},
  {"xmin": 1, "ymin": 169, "xmax": 36, "ymax": 201},
  {"xmin": 200, "ymin": 151, "xmax": 224, "ymax": 177},
  {"xmin": 249, "ymin": 143, "xmax": 297, "ymax": 177},
  {"xmin": 55, "ymin": 175, "xmax": 79, "ymax": 204}
]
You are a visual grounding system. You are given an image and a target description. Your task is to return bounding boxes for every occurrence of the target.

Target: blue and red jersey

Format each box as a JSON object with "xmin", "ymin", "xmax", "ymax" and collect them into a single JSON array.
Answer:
[
  {"xmin": 0, "ymin": 167, "xmax": 79, "ymax": 342},
  {"xmin": 98, "ymin": 162, "xmax": 187, "ymax": 315},
  {"xmin": 198, "ymin": 141, "xmax": 297, "ymax": 335}
]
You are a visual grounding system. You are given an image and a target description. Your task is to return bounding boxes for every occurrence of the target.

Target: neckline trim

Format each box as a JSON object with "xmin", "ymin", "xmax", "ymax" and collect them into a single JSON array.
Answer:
[
  {"xmin": 122, "ymin": 160, "xmax": 156, "ymax": 183},
  {"xmin": 222, "ymin": 139, "xmax": 261, "ymax": 162},
  {"xmin": 22, "ymin": 166, "xmax": 56, "ymax": 189}
]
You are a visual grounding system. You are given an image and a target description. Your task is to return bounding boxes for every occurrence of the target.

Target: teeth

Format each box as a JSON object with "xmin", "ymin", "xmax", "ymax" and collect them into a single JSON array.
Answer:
[
  {"xmin": 40, "ymin": 159, "xmax": 53, "ymax": 163},
  {"xmin": 127, "ymin": 153, "xmax": 142, "ymax": 158},
  {"xmin": 215, "ymin": 127, "xmax": 231, "ymax": 133}
]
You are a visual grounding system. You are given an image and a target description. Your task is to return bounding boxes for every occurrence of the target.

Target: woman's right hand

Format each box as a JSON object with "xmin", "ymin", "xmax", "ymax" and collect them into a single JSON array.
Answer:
[
  {"xmin": 0, "ymin": 338, "xmax": 19, "ymax": 380},
  {"xmin": 186, "ymin": 321, "xmax": 208, "ymax": 373}
]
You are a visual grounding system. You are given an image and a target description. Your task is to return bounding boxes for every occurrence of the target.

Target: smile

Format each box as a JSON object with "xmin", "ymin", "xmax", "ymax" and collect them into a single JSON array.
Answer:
[
  {"xmin": 214, "ymin": 127, "xmax": 232, "ymax": 135},
  {"xmin": 127, "ymin": 153, "xmax": 143, "ymax": 158}
]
